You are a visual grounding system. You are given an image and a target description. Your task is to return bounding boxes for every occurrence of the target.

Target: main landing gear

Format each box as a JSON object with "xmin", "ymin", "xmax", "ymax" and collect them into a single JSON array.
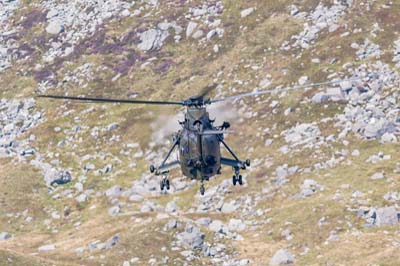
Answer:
[
  {"xmin": 232, "ymin": 174, "xmax": 243, "ymax": 186},
  {"xmin": 232, "ymin": 165, "xmax": 247, "ymax": 186},
  {"xmin": 160, "ymin": 176, "xmax": 170, "ymax": 191}
]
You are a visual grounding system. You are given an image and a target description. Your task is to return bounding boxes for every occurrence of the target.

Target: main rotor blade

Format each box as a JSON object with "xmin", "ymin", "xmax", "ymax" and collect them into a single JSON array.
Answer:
[
  {"xmin": 37, "ymin": 95, "xmax": 184, "ymax": 105},
  {"xmin": 210, "ymin": 77, "xmax": 363, "ymax": 103},
  {"xmin": 200, "ymin": 130, "xmax": 236, "ymax": 135}
]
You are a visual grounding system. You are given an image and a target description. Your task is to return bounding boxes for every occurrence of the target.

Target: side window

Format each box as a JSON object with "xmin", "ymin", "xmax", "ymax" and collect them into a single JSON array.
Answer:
[{"xmin": 180, "ymin": 133, "xmax": 189, "ymax": 155}]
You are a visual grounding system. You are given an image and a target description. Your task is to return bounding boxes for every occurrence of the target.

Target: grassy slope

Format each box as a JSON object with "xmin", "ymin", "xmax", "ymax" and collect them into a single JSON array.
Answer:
[{"xmin": 0, "ymin": 0, "xmax": 399, "ymax": 265}]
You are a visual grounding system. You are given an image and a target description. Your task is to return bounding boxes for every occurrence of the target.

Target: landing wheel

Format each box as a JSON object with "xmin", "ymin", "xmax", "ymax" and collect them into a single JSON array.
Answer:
[
  {"xmin": 238, "ymin": 175, "xmax": 243, "ymax": 186},
  {"xmin": 232, "ymin": 175, "xmax": 237, "ymax": 186},
  {"xmin": 160, "ymin": 178, "xmax": 170, "ymax": 191},
  {"xmin": 200, "ymin": 184, "xmax": 205, "ymax": 196},
  {"xmin": 150, "ymin": 165, "xmax": 155, "ymax": 173},
  {"xmin": 245, "ymin": 159, "xmax": 251, "ymax": 167}
]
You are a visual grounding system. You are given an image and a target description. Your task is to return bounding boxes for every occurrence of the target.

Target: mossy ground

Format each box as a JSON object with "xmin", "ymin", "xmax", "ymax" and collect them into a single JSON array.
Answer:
[{"xmin": 1, "ymin": 0, "xmax": 400, "ymax": 265}]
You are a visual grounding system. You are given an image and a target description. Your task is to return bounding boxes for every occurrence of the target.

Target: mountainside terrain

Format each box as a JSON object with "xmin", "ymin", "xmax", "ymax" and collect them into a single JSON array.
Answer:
[{"xmin": 0, "ymin": 0, "xmax": 399, "ymax": 265}]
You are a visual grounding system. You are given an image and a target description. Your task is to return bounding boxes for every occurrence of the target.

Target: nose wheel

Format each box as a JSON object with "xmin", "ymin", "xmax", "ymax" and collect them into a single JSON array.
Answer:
[
  {"xmin": 199, "ymin": 177, "xmax": 207, "ymax": 196},
  {"xmin": 200, "ymin": 184, "xmax": 205, "ymax": 195}
]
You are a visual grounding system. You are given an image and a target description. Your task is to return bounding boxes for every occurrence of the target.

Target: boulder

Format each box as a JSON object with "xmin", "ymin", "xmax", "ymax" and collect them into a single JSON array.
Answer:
[
  {"xmin": 48, "ymin": 170, "xmax": 71, "ymax": 187},
  {"xmin": 270, "ymin": 249, "xmax": 295, "ymax": 266},
  {"xmin": 129, "ymin": 194, "xmax": 143, "ymax": 202},
  {"xmin": 165, "ymin": 201, "xmax": 178, "ymax": 213},
  {"xmin": 0, "ymin": 232, "xmax": 11, "ymax": 241},
  {"xmin": 176, "ymin": 224, "xmax": 204, "ymax": 250},
  {"xmin": 108, "ymin": 206, "xmax": 120, "ymax": 216},
  {"xmin": 164, "ymin": 219, "xmax": 178, "ymax": 231},
  {"xmin": 105, "ymin": 185, "xmax": 122, "ymax": 198},
  {"xmin": 375, "ymin": 206, "xmax": 399, "ymax": 226},
  {"xmin": 370, "ymin": 172, "xmax": 384, "ymax": 180},
  {"xmin": 75, "ymin": 194, "xmax": 88, "ymax": 203},
  {"xmin": 228, "ymin": 219, "xmax": 246, "ymax": 231},
  {"xmin": 46, "ymin": 21, "xmax": 64, "ymax": 35},
  {"xmin": 284, "ymin": 123, "xmax": 320, "ymax": 146},
  {"xmin": 98, "ymin": 235, "xmax": 119, "ymax": 250},
  {"xmin": 209, "ymin": 220, "xmax": 224, "ymax": 233},
  {"xmin": 240, "ymin": 8, "xmax": 254, "ymax": 18},
  {"xmin": 138, "ymin": 28, "xmax": 168, "ymax": 51},
  {"xmin": 221, "ymin": 202, "xmax": 237, "ymax": 213},
  {"xmin": 381, "ymin": 133, "xmax": 397, "ymax": 143},
  {"xmin": 186, "ymin": 22, "xmax": 198, "ymax": 37},
  {"xmin": 196, "ymin": 217, "xmax": 212, "ymax": 227}
]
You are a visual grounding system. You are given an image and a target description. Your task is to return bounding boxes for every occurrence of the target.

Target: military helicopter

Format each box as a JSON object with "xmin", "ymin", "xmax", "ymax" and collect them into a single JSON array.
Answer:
[{"xmin": 38, "ymin": 76, "xmax": 361, "ymax": 195}]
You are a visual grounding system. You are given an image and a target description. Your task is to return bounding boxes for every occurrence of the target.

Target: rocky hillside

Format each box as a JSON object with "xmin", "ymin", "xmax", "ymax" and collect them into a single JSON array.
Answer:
[{"xmin": 0, "ymin": 0, "xmax": 399, "ymax": 265}]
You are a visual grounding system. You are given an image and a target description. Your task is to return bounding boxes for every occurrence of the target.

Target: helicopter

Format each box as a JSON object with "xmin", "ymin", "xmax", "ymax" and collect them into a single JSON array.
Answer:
[{"xmin": 38, "ymin": 76, "xmax": 362, "ymax": 195}]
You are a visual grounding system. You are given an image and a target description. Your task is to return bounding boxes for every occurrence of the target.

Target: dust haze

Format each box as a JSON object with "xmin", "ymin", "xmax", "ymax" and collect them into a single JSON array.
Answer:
[{"xmin": 151, "ymin": 102, "xmax": 238, "ymax": 144}]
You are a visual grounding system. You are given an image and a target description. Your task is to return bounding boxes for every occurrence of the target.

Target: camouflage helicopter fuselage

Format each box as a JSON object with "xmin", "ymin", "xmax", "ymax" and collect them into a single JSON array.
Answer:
[
  {"xmin": 150, "ymin": 97, "xmax": 250, "ymax": 194},
  {"xmin": 179, "ymin": 105, "xmax": 222, "ymax": 179}
]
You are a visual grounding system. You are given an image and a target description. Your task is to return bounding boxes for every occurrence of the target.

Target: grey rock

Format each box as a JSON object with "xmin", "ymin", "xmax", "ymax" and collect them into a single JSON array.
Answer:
[
  {"xmin": 38, "ymin": 244, "xmax": 56, "ymax": 252},
  {"xmin": 99, "ymin": 235, "xmax": 119, "ymax": 250},
  {"xmin": 138, "ymin": 28, "xmax": 168, "ymax": 51},
  {"xmin": 46, "ymin": 21, "xmax": 64, "ymax": 35},
  {"xmin": 140, "ymin": 203, "xmax": 153, "ymax": 213},
  {"xmin": 228, "ymin": 219, "xmax": 246, "ymax": 232},
  {"xmin": 364, "ymin": 120, "xmax": 386, "ymax": 138},
  {"xmin": 173, "ymin": 180, "xmax": 187, "ymax": 191},
  {"xmin": 84, "ymin": 163, "xmax": 95, "ymax": 171},
  {"xmin": 325, "ymin": 87, "xmax": 345, "ymax": 101},
  {"xmin": 284, "ymin": 123, "xmax": 320, "ymax": 146},
  {"xmin": 265, "ymin": 139, "xmax": 273, "ymax": 146},
  {"xmin": 355, "ymin": 39, "xmax": 382, "ymax": 60},
  {"xmin": 99, "ymin": 164, "xmax": 113, "ymax": 174},
  {"xmin": 240, "ymin": 8, "xmax": 254, "ymax": 18},
  {"xmin": 186, "ymin": 22, "xmax": 198, "ymax": 37},
  {"xmin": 384, "ymin": 192, "xmax": 400, "ymax": 202},
  {"xmin": 209, "ymin": 220, "xmax": 224, "ymax": 233},
  {"xmin": 370, "ymin": 172, "xmax": 384, "ymax": 180},
  {"xmin": 270, "ymin": 249, "xmax": 295, "ymax": 266},
  {"xmin": 164, "ymin": 219, "xmax": 178, "ymax": 231},
  {"xmin": 221, "ymin": 202, "xmax": 237, "ymax": 213},
  {"xmin": 129, "ymin": 194, "xmax": 143, "ymax": 202},
  {"xmin": 340, "ymin": 80, "xmax": 353, "ymax": 91},
  {"xmin": 239, "ymin": 259, "xmax": 251, "ymax": 265},
  {"xmin": 176, "ymin": 224, "xmax": 204, "ymax": 250},
  {"xmin": 196, "ymin": 217, "xmax": 212, "ymax": 227},
  {"xmin": 0, "ymin": 232, "xmax": 11, "ymax": 241},
  {"xmin": 74, "ymin": 182, "xmax": 83, "ymax": 192},
  {"xmin": 108, "ymin": 206, "xmax": 120, "ymax": 216},
  {"xmin": 375, "ymin": 206, "xmax": 399, "ymax": 226},
  {"xmin": 192, "ymin": 30, "xmax": 204, "ymax": 39},
  {"xmin": 290, "ymin": 2, "xmax": 351, "ymax": 49},
  {"xmin": 105, "ymin": 185, "xmax": 122, "ymax": 198},
  {"xmin": 276, "ymin": 165, "xmax": 288, "ymax": 179},
  {"xmin": 75, "ymin": 194, "xmax": 88, "ymax": 203},
  {"xmin": 381, "ymin": 133, "xmax": 397, "ymax": 143},
  {"xmin": 165, "ymin": 201, "xmax": 178, "ymax": 213},
  {"xmin": 206, "ymin": 29, "xmax": 217, "ymax": 40},
  {"xmin": 107, "ymin": 123, "xmax": 119, "ymax": 131},
  {"xmin": 299, "ymin": 179, "xmax": 323, "ymax": 198},
  {"xmin": 48, "ymin": 170, "xmax": 71, "ymax": 187}
]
